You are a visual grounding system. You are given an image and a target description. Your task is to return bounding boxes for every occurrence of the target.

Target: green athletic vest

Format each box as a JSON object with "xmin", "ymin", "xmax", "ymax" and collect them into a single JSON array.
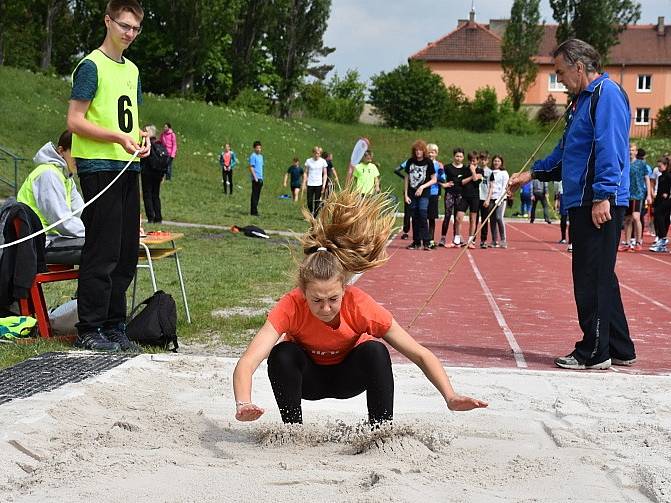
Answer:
[
  {"xmin": 71, "ymin": 50, "xmax": 140, "ymax": 162},
  {"xmin": 17, "ymin": 164, "xmax": 73, "ymax": 235}
]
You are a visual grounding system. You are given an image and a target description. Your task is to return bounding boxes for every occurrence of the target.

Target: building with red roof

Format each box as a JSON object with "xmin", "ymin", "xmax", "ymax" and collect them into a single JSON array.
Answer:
[{"xmin": 410, "ymin": 11, "xmax": 671, "ymax": 136}]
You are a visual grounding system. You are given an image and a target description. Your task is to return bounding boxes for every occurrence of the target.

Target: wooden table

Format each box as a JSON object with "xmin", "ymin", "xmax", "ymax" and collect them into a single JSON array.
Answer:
[{"xmin": 132, "ymin": 232, "xmax": 191, "ymax": 323}]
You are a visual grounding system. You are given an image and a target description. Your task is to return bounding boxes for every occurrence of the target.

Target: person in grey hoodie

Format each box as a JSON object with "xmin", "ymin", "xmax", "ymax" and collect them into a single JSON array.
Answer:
[{"xmin": 17, "ymin": 130, "xmax": 85, "ymax": 261}]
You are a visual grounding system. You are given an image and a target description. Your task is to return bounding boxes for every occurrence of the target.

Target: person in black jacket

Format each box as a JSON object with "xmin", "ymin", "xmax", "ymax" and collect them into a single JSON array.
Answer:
[
  {"xmin": 140, "ymin": 124, "xmax": 167, "ymax": 224},
  {"xmin": 0, "ymin": 201, "xmax": 46, "ymax": 312}
]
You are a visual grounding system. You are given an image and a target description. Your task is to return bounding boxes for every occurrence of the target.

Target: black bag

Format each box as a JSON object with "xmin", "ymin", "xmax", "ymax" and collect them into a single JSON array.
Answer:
[
  {"xmin": 126, "ymin": 290, "xmax": 178, "ymax": 351},
  {"xmin": 148, "ymin": 141, "xmax": 171, "ymax": 174},
  {"xmin": 231, "ymin": 225, "xmax": 269, "ymax": 239}
]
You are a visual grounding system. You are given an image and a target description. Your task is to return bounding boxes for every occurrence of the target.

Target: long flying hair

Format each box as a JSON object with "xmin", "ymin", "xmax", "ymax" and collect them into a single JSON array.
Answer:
[{"xmin": 298, "ymin": 187, "xmax": 395, "ymax": 290}]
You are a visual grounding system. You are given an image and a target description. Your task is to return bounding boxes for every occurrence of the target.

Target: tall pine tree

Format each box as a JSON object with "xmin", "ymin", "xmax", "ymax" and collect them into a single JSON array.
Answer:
[
  {"xmin": 550, "ymin": 0, "xmax": 641, "ymax": 60},
  {"xmin": 501, "ymin": 0, "xmax": 544, "ymax": 111}
]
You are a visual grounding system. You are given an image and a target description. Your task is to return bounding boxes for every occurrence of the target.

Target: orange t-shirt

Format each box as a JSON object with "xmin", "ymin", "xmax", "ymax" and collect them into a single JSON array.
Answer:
[{"xmin": 267, "ymin": 286, "xmax": 393, "ymax": 365}]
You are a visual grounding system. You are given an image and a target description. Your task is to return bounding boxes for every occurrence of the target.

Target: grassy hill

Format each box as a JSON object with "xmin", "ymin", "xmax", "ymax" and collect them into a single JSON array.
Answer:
[
  {"xmin": 0, "ymin": 65, "xmax": 561, "ymax": 229},
  {"xmin": 3, "ymin": 65, "xmax": 669, "ymax": 228}
]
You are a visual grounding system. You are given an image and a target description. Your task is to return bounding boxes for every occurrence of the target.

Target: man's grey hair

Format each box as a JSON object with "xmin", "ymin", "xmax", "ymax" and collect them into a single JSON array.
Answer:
[{"xmin": 552, "ymin": 38, "xmax": 602, "ymax": 73}]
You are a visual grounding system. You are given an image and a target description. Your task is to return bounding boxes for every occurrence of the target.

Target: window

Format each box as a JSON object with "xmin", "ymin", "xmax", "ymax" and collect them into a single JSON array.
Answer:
[
  {"xmin": 636, "ymin": 74, "xmax": 652, "ymax": 92},
  {"xmin": 635, "ymin": 108, "xmax": 650, "ymax": 125},
  {"xmin": 548, "ymin": 73, "xmax": 567, "ymax": 92}
]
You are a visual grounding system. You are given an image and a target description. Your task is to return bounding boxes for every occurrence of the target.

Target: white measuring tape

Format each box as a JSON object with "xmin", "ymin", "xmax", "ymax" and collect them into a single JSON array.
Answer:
[{"xmin": 0, "ymin": 150, "xmax": 140, "ymax": 250}]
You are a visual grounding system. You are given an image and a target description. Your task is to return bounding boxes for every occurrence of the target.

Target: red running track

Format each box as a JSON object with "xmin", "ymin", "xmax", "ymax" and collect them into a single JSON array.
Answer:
[{"xmin": 356, "ymin": 219, "xmax": 671, "ymax": 375}]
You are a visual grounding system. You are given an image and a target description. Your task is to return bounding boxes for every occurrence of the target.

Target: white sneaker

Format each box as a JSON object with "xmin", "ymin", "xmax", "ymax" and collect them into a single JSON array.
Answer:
[{"xmin": 567, "ymin": 244, "xmax": 573, "ymax": 252}]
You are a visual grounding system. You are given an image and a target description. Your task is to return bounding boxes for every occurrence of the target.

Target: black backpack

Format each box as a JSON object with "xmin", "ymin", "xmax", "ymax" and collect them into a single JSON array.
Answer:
[
  {"xmin": 148, "ymin": 141, "xmax": 171, "ymax": 174},
  {"xmin": 126, "ymin": 291, "xmax": 178, "ymax": 351}
]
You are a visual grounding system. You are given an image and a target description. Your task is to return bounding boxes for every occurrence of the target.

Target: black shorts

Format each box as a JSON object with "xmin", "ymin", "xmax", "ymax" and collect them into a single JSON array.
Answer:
[
  {"xmin": 457, "ymin": 195, "xmax": 479, "ymax": 213},
  {"xmin": 626, "ymin": 199, "xmax": 642, "ymax": 215},
  {"xmin": 290, "ymin": 184, "xmax": 301, "ymax": 190},
  {"xmin": 428, "ymin": 195, "xmax": 439, "ymax": 219}
]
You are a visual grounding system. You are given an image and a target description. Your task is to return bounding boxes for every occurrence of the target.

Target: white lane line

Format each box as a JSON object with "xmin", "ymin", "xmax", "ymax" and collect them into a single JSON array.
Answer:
[
  {"xmin": 508, "ymin": 223, "xmax": 671, "ymax": 315},
  {"xmin": 466, "ymin": 251, "xmax": 528, "ymax": 368},
  {"xmin": 638, "ymin": 252, "xmax": 671, "ymax": 267},
  {"xmin": 619, "ymin": 283, "xmax": 671, "ymax": 314}
]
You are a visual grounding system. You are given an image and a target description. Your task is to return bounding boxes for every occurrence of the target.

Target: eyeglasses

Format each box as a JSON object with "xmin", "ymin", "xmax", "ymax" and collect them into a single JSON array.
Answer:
[{"xmin": 110, "ymin": 17, "xmax": 142, "ymax": 35}]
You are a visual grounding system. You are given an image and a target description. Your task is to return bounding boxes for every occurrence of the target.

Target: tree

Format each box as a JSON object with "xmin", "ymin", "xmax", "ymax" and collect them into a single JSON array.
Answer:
[
  {"xmin": 469, "ymin": 86, "xmax": 499, "ymax": 132},
  {"xmin": 501, "ymin": 0, "xmax": 543, "ymax": 111},
  {"xmin": 40, "ymin": 0, "xmax": 68, "ymax": 71},
  {"xmin": 652, "ymin": 105, "xmax": 671, "ymax": 138},
  {"xmin": 369, "ymin": 61, "xmax": 448, "ymax": 130},
  {"xmin": 227, "ymin": 0, "xmax": 273, "ymax": 99},
  {"xmin": 550, "ymin": 0, "xmax": 641, "ymax": 59},
  {"xmin": 537, "ymin": 94, "xmax": 562, "ymax": 124},
  {"xmin": 266, "ymin": 0, "xmax": 333, "ymax": 118},
  {"xmin": 299, "ymin": 70, "xmax": 365, "ymax": 123},
  {"xmin": 439, "ymin": 85, "xmax": 469, "ymax": 129}
]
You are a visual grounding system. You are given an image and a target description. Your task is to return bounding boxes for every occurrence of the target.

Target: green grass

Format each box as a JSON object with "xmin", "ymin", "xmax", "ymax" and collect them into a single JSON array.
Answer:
[
  {"xmin": 0, "ymin": 223, "xmax": 298, "ymax": 369},
  {"xmin": 1, "ymin": 65, "xmax": 667, "ymax": 367}
]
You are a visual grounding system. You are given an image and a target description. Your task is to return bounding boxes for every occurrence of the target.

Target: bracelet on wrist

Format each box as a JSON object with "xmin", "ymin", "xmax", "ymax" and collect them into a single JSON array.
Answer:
[{"xmin": 235, "ymin": 400, "xmax": 252, "ymax": 407}]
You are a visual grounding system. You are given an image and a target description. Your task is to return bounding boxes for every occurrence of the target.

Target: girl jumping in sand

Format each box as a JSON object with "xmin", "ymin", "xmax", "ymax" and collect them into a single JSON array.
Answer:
[{"xmin": 233, "ymin": 187, "xmax": 488, "ymax": 425}]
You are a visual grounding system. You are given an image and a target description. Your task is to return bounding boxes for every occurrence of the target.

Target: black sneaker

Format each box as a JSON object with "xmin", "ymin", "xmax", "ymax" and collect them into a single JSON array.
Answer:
[
  {"xmin": 400, "ymin": 233, "xmax": 409, "ymax": 240},
  {"xmin": 104, "ymin": 326, "xmax": 142, "ymax": 353},
  {"xmin": 406, "ymin": 243, "xmax": 421, "ymax": 250},
  {"xmin": 75, "ymin": 329, "xmax": 121, "ymax": 352}
]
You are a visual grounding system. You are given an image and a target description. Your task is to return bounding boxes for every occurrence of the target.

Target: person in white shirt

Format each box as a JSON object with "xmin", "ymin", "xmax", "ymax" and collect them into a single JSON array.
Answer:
[
  {"xmin": 484, "ymin": 155, "xmax": 510, "ymax": 248},
  {"xmin": 303, "ymin": 146, "xmax": 328, "ymax": 217}
]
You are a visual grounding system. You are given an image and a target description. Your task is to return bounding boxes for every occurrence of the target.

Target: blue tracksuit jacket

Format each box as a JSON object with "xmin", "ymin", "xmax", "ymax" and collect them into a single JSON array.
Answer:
[{"xmin": 531, "ymin": 73, "xmax": 630, "ymax": 209}]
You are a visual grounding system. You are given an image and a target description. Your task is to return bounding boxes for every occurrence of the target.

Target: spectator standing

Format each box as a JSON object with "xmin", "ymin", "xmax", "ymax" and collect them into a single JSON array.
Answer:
[
  {"xmin": 519, "ymin": 181, "xmax": 532, "ymax": 217},
  {"xmin": 530, "ymin": 179, "xmax": 552, "ymax": 223},
  {"xmin": 394, "ymin": 160, "xmax": 411, "ymax": 240},
  {"xmin": 303, "ymin": 146, "xmax": 328, "ymax": 217},
  {"xmin": 460, "ymin": 151, "xmax": 483, "ymax": 248},
  {"xmin": 651, "ymin": 157, "xmax": 670, "ymax": 252},
  {"xmin": 140, "ymin": 124, "xmax": 167, "ymax": 223},
  {"xmin": 403, "ymin": 140, "xmax": 437, "ymax": 250},
  {"xmin": 439, "ymin": 148, "xmax": 466, "ymax": 247},
  {"xmin": 160, "ymin": 122, "xmax": 177, "ymax": 180},
  {"xmin": 426, "ymin": 144, "xmax": 445, "ymax": 248},
  {"xmin": 477, "ymin": 151, "xmax": 492, "ymax": 248},
  {"xmin": 283, "ymin": 157, "xmax": 304, "ymax": 202},
  {"xmin": 352, "ymin": 150, "xmax": 380, "ymax": 195},
  {"xmin": 322, "ymin": 152, "xmax": 340, "ymax": 199},
  {"xmin": 621, "ymin": 148, "xmax": 652, "ymax": 251},
  {"xmin": 219, "ymin": 143, "xmax": 238, "ymax": 195},
  {"xmin": 484, "ymin": 155, "xmax": 509, "ymax": 248},
  {"xmin": 248, "ymin": 141, "xmax": 264, "ymax": 216}
]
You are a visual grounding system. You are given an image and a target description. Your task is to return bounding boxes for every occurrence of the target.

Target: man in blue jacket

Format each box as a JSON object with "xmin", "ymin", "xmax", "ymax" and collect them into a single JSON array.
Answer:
[{"xmin": 509, "ymin": 39, "xmax": 636, "ymax": 370}]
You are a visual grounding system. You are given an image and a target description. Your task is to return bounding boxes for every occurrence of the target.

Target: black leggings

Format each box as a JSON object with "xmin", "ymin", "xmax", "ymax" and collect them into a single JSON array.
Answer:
[
  {"xmin": 306, "ymin": 185, "xmax": 322, "ymax": 217},
  {"xmin": 560, "ymin": 213, "xmax": 569, "ymax": 241},
  {"xmin": 222, "ymin": 168, "xmax": 233, "ymax": 194},
  {"xmin": 654, "ymin": 197, "xmax": 671, "ymax": 239},
  {"xmin": 267, "ymin": 340, "xmax": 394, "ymax": 425}
]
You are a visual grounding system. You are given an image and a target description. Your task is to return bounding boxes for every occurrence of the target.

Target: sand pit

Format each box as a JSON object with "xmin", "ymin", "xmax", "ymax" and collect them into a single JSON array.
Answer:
[{"xmin": 0, "ymin": 354, "xmax": 669, "ymax": 502}]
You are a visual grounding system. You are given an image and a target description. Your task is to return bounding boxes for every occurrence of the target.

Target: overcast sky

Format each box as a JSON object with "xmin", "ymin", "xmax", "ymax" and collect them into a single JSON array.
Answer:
[{"xmin": 321, "ymin": 0, "xmax": 670, "ymax": 84}]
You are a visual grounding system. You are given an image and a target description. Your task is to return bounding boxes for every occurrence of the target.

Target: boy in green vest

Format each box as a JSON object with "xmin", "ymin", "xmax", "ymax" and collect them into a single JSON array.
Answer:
[
  {"xmin": 66, "ymin": 0, "xmax": 149, "ymax": 352},
  {"xmin": 17, "ymin": 130, "xmax": 85, "ymax": 256}
]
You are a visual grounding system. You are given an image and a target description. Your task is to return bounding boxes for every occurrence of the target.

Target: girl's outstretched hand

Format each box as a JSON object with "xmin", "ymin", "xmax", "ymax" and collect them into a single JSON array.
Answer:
[
  {"xmin": 235, "ymin": 403, "xmax": 265, "ymax": 421},
  {"xmin": 447, "ymin": 395, "xmax": 489, "ymax": 411}
]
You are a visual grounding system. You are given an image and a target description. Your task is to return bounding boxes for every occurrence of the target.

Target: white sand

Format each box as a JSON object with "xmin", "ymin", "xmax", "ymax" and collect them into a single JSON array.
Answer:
[{"xmin": 0, "ymin": 354, "xmax": 669, "ymax": 503}]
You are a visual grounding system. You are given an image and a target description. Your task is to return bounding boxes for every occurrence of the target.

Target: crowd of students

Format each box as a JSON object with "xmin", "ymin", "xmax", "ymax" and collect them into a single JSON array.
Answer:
[
  {"xmin": 619, "ymin": 144, "xmax": 670, "ymax": 253},
  {"xmin": 396, "ymin": 141, "xmax": 510, "ymax": 251}
]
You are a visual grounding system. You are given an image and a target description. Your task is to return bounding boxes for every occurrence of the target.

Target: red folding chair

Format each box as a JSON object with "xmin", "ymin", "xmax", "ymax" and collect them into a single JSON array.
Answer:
[{"xmin": 11, "ymin": 217, "xmax": 79, "ymax": 338}]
